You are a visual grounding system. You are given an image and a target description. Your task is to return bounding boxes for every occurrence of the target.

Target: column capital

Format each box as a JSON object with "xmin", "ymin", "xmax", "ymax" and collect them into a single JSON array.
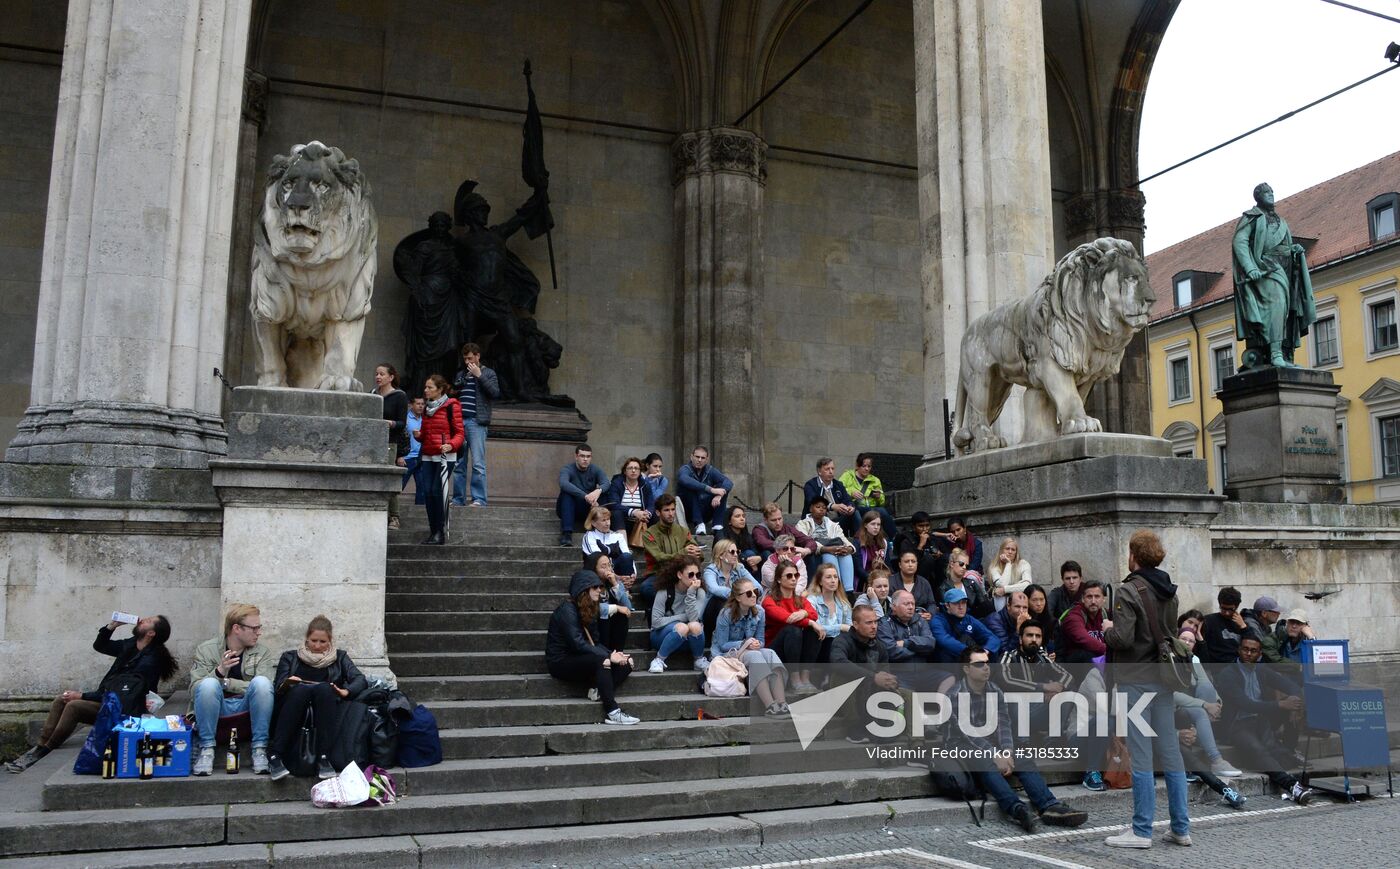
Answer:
[
  {"xmin": 242, "ymin": 69, "xmax": 269, "ymax": 129},
  {"xmin": 671, "ymin": 126, "xmax": 767, "ymax": 187}
]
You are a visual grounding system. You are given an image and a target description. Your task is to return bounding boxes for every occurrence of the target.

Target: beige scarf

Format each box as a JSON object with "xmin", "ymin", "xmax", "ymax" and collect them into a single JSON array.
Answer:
[{"xmin": 296, "ymin": 643, "xmax": 338, "ymax": 669}]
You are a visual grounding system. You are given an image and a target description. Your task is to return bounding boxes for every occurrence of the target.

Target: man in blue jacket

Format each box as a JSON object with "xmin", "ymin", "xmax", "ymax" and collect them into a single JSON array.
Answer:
[
  {"xmin": 450, "ymin": 343, "xmax": 501, "ymax": 507},
  {"xmin": 931, "ymin": 588, "xmax": 999, "ymax": 663},
  {"xmin": 802, "ymin": 457, "xmax": 858, "ymax": 536},
  {"xmin": 676, "ymin": 445, "xmax": 732, "ymax": 537},
  {"xmin": 557, "ymin": 443, "xmax": 608, "ymax": 547}
]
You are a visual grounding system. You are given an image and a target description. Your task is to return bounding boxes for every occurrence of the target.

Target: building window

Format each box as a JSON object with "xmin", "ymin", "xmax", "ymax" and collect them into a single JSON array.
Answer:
[
  {"xmin": 1369, "ymin": 193, "xmax": 1399, "ymax": 241},
  {"xmin": 1212, "ymin": 344, "xmax": 1235, "ymax": 389},
  {"xmin": 1313, "ymin": 315, "xmax": 1339, "ymax": 366},
  {"xmin": 1372, "ymin": 299, "xmax": 1398, "ymax": 353},
  {"xmin": 1174, "ymin": 276, "xmax": 1192, "ymax": 308},
  {"xmin": 1382, "ymin": 415, "xmax": 1400, "ymax": 478},
  {"xmin": 1169, "ymin": 356, "xmax": 1191, "ymax": 402},
  {"xmin": 1216, "ymin": 442, "xmax": 1229, "ymax": 486}
]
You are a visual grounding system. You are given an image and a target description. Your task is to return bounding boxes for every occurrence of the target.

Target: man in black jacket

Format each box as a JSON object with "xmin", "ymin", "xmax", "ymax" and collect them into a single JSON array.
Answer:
[
  {"xmin": 893, "ymin": 511, "xmax": 944, "ymax": 586},
  {"xmin": 1198, "ymin": 586, "xmax": 1248, "ymax": 664},
  {"xmin": 1215, "ymin": 635, "xmax": 1313, "ymax": 805},
  {"xmin": 7, "ymin": 616, "xmax": 176, "ymax": 773},
  {"xmin": 828, "ymin": 604, "xmax": 898, "ymax": 743}
]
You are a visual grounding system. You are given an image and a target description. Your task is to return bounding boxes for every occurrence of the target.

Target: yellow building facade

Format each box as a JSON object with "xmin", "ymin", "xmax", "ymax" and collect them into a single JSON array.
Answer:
[{"xmin": 1145, "ymin": 153, "xmax": 1400, "ymax": 503}]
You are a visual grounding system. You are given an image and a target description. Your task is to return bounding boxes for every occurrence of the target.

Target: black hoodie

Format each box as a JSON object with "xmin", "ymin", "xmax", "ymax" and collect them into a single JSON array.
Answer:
[
  {"xmin": 545, "ymin": 570, "xmax": 609, "ymax": 666},
  {"xmin": 1104, "ymin": 565, "xmax": 1180, "ymax": 682}
]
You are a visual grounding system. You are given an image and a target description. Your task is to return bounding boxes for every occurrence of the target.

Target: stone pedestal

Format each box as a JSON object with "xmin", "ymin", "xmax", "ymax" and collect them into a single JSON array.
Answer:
[
  {"xmin": 1219, "ymin": 367, "xmax": 1344, "ymax": 504},
  {"xmin": 486, "ymin": 405, "xmax": 593, "ymax": 507},
  {"xmin": 894, "ymin": 434, "xmax": 1221, "ymax": 587},
  {"xmin": 210, "ymin": 387, "xmax": 399, "ymax": 683}
]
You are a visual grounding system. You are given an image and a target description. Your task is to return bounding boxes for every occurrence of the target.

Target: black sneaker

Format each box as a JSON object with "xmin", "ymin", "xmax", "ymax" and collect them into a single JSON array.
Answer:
[
  {"xmin": 1009, "ymin": 801, "xmax": 1040, "ymax": 833},
  {"xmin": 845, "ymin": 733, "xmax": 871, "ymax": 745},
  {"xmin": 1038, "ymin": 802, "xmax": 1088, "ymax": 828},
  {"xmin": 317, "ymin": 755, "xmax": 335, "ymax": 780},
  {"xmin": 267, "ymin": 754, "xmax": 290, "ymax": 781},
  {"xmin": 559, "ymin": 533, "xmax": 573, "ymax": 547}
]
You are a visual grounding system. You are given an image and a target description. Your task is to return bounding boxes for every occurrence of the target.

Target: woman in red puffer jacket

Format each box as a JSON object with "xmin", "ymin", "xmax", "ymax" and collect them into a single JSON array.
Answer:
[{"xmin": 417, "ymin": 374, "xmax": 464, "ymax": 545}]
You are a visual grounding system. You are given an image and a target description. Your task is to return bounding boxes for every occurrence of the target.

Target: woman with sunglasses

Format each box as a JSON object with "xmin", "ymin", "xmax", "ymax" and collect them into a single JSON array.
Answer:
[
  {"xmin": 584, "ymin": 551, "xmax": 633, "ymax": 653},
  {"xmin": 937, "ymin": 547, "xmax": 993, "ymax": 619},
  {"xmin": 701, "ymin": 539, "xmax": 756, "ymax": 642},
  {"xmin": 648, "ymin": 555, "xmax": 708, "ymax": 673},
  {"xmin": 763, "ymin": 561, "xmax": 823, "ymax": 693},
  {"xmin": 712, "ymin": 577, "xmax": 790, "ymax": 718},
  {"xmin": 759, "ymin": 534, "xmax": 808, "ymax": 596}
]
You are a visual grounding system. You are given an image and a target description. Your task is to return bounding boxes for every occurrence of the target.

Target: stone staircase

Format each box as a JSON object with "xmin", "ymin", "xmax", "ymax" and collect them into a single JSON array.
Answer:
[{"xmin": 2, "ymin": 501, "xmax": 936, "ymax": 863}]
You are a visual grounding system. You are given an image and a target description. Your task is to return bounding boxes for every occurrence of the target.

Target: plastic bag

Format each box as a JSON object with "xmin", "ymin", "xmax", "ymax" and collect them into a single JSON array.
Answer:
[
  {"xmin": 362, "ymin": 764, "xmax": 399, "ymax": 806},
  {"xmin": 311, "ymin": 760, "xmax": 371, "ymax": 808},
  {"xmin": 73, "ymin": 692, "xmax": 124, "ymax": 775}
]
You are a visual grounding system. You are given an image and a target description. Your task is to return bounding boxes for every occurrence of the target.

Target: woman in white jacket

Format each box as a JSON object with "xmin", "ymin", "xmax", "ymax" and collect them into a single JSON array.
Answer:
[{"xmin": 988, "ymin": 537, "xmax": 1032, "ymax": 612}]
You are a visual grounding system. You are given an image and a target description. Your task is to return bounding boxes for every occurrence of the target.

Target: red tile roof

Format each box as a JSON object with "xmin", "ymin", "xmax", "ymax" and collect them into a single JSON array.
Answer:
[{"xmin": 1147, "ymin": 150, "xmax": 1400, "ymax": 322}]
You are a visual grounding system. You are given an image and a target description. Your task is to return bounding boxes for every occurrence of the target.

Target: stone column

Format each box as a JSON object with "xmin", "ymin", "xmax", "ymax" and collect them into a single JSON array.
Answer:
[
  {"xmin": 672, "ymin": 127, "xmax": 766, "ymax": 498},
  {"xmin": 7, "ymin": 0, "xmax": 251, "ymax": 470},
  {"xmin": 222, "ymin": 69, "xmax": 269, "ymax": 400},
  {"xmin": 1064, "ymin": 188, "xmax": 1151, "ymax": 435},
  {"xmin": 914, "ymin": 0, "xmax": 1054, "ymax": 456}
]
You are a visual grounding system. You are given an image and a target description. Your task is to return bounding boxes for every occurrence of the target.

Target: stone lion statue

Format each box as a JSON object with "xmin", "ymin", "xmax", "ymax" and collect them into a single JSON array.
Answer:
[
  {"xmin": 250, "ymin": 141, "xmax": 378, "ymax": 391},
  {"xmin": 952, "ymin": 237, "xmax": 1154, "ymax": 454}
]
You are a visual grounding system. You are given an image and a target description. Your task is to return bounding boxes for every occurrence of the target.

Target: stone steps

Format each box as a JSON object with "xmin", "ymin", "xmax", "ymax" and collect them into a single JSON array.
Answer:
[
  {"xmin": 438, "ymin": 716, "xmax": 760, "ymax": 759},
  {"xmin": 386, "ymin": 591, "xmax": 563, "ymax": 612},
  {"xmin": 424, "ymin": 693, "xmax": 749, "ymax": 729},
  {"xmin": 399, "ymin": 667, "xmax": 709, "ymax": 701},
  {"xmin": 386, "ymin": 558, "xmax": 583, "ymax": 579},
  {"xmin": 391, "ymin": 648, "xmax": 661, "ymax": 676},
  {"xmin": 4, "ymin": 769, "xmax": 935, "ymax": 858}
]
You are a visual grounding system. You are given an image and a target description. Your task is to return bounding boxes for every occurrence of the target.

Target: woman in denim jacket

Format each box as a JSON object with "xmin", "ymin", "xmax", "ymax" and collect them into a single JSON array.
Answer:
[{"xmin": 711, "ymin": 576, "xmax": 789, "ymax": 718}]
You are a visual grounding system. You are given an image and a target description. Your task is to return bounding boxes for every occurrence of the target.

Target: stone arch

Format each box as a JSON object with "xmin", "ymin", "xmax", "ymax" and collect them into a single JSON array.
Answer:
[
  {"xmin": 1107, "ymin": 0, "xmax": 1177, "ymax": 193},
  {"xmin": 1162, "ymin": 420, "xmax": 1200, "ymax": 456}
]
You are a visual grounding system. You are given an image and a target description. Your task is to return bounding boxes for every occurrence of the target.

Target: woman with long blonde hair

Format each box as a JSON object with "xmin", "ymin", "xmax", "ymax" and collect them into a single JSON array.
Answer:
[{"xmin": 712, "ymin": 577, "xmax": 790, "ymax": 718}]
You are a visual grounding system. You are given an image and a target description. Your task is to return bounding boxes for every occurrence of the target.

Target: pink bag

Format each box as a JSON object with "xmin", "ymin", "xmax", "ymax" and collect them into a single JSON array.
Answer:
[{"xmin": 703, "ymin": 655, "xmax": 748, "ymax": 697}]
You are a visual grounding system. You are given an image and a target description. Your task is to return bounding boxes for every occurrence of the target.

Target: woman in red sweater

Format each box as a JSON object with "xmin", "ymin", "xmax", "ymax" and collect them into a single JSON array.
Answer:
[
  {"xmin": 763, "ymin": 563, "xmax": 823, "ymax": 693},
  {"xmin": 417, "ymin": 374, "xmax": 464, "ymax": 545}
]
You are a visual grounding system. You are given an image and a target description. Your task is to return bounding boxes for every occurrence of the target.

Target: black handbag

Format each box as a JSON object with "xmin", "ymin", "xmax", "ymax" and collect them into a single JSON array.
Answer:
[
  {"xmin": 365, "ymin": 703, "xmax": 399, "ymax": 768},
  {"xmin": 328, "ymin": 701, "xmax": 371, "ymax": 771},
  {"xmin": 290, "ymin": 706, "xmax": 317, "ymax": 777}
]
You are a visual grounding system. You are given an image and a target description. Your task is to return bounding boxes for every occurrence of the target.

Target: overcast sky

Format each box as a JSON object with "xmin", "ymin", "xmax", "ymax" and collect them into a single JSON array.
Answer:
[{"xmin": 1139, "ymin": 0, "xmax": 1400, "ymax": 253}]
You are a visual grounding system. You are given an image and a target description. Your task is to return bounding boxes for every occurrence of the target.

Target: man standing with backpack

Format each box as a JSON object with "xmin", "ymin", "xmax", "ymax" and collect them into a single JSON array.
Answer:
[{"xmin": 1102, "ymin": 530, "xmax": 1191, "ymax": 849}]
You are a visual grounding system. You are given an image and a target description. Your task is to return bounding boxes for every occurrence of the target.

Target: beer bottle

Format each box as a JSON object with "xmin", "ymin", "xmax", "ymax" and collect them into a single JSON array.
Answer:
[
  {"xmin": 138, "ymin": 734, "xmax": 154, "ymax": 780},
  {"xmin": 100, "ymin": 741, "xmax": 115, "ymax": 779},
  {"xmin": 226, "ymin": 727, "xmax": 240, "ymax": 774}
]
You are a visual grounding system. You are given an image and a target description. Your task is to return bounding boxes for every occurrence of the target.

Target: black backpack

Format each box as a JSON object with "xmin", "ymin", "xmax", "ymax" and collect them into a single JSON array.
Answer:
[
  {"xmin": 365, "ymin": 703, "xmax": 399, "ymax": 768},
  {"xmin": 99, "ymin": 672, "xmax": 148, "ymax": 717}
]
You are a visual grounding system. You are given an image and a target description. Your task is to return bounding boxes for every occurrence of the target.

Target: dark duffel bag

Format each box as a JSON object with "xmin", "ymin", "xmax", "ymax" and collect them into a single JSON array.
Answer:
[{"xmin": 328, "ymin": 700, "xmax": 371, "ymax": 772}]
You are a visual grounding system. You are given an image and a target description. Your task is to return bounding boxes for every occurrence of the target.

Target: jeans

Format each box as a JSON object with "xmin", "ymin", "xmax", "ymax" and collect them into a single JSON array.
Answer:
[
  {"xmin": 1122, "ymin": 682, "xmax": 1189, "ymax": 838},
  {"xmin": 1224, "ymin": 725, "xmax": 1299, "ymax": 790},
  {"xmin": 451, "ymin": 419, "xmax": 489, "ymax": 505},
  {"xmin": 636, "ymin": 576, "xmax": 657, "ymax": 625},
  {"xmin": 972, "ymin": 758, "xmax": 1061, "ymax": 815},
  {"xmin": 424, "ymin": 459, "xmax": 455, "ymax": 534},
  {"xmin": 1179, "ymin": 705, "xmax": 1222, "ymax": 761},
  {"xmin": 402, "ymin": 455, "xmax": 426, "ymax": 505},
  {"xmin": 820, "ymin": 553, "xmax": 856, "ymax": 592},
  {"xmin": 651, "ymin": 623, "xmax": 704, "ymax": 662},
  {"xmin": 557, "ymin": 492, "xmax": 593, "ymax": 534},
  {"xmin": 678, "ymin": 489, "xmax": 727, "ymax": 530},
  {"xmin": 193, "ymin": 675, "xmax": 273, "ymax": 750}
]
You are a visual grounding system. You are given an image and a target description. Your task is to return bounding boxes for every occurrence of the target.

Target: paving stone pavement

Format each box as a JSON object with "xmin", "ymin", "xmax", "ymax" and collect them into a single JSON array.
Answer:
[{"xmin": 506, "ymin": 787, "xmax": 1397, "ymax": 869}]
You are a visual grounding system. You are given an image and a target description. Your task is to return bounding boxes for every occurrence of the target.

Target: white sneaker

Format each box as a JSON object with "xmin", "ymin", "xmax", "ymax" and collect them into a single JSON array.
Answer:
[
  {"xmin": 1210, "ymin": 757, "xmax": 1242, "ymax": 777},
  {"xmin": 1288, "ymin": 783, "xmax": 1314, "ymax": 805},
  {"xmin": 192, "ymin": 747, "xmax": 214, "ymax": 776},
  {"xmin": 693, "ymin": 657, "xmax": 710, "ymax": 671},
  {"xmin": 649, "ymin": 658, "xmax": 666, "ymax": 674},
  {"xmin": 586, "ymin": 688, "xmax": 600, "ymax": 702},
  {"xmin": 1104, "ymin": 831, "xmax": 1151, "ymax": 849},
  {"xmin": 694, "ymin": 523, "xmax": 707, "ymax": 536},
  {"xmin": 251, "ymin": 747, "xmax": 268, "ymax": 775},
  {"xmin": 604, "ymin": 708, "xmax": 640, "ymax": 726},
  {"xmin": 1164, "ymin": 831, "xmax": 1192, "ymax": 847}
]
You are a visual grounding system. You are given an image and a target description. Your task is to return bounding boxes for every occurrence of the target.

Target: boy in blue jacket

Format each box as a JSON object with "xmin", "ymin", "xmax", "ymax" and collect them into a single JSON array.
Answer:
[{"xmin": 931, "ymin": 587, "xmax": 1000, "ymax": 663}]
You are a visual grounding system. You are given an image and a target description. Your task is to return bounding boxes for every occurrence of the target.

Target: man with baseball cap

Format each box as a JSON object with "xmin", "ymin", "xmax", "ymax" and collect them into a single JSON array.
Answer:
[
  {"xmin": 1242, "ymin": 595, "xmax": 1282, "ymax": 644},
  {"xmin": 930, "ymin": 587, "xmax": 1000, "ymax": 663},
  {"xmin": 1265, "ymin": 609, "xmax": 1314, "ymax": 664}
]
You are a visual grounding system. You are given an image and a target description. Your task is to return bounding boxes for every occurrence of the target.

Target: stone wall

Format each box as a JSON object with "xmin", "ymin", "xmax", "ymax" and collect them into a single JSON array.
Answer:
[
  {"xmin": 0, "ymin": 2, "xmax": 64, "ymax": 453},
  {"xmin": 759, "ymin": 0, "xmax": 923, "ymax": 499},
  {"xmin": 234, "ymin": 0, "xmax": 677, "ymax": 476}
]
